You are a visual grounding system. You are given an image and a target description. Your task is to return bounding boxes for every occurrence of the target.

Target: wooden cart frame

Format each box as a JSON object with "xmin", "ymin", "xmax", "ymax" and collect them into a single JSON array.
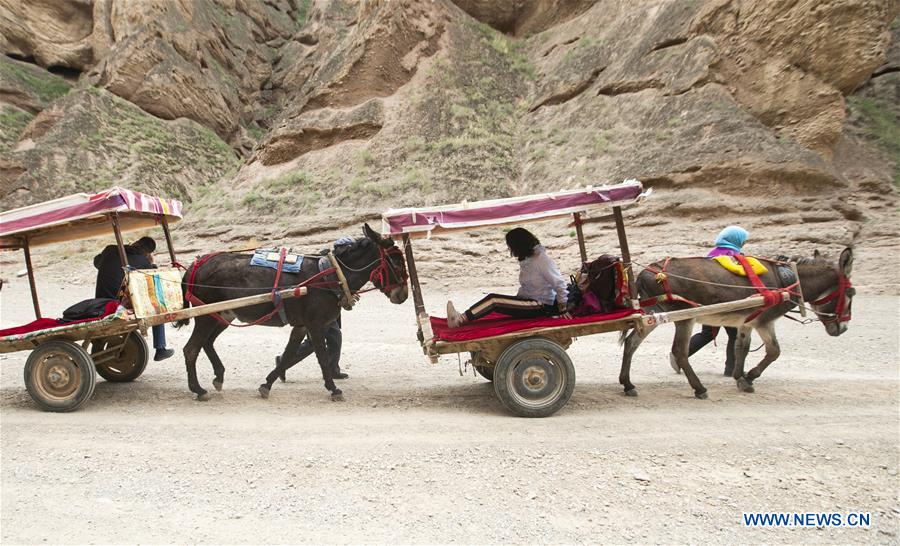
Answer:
[
  {"xmin": 0, "ymin": 187, "xmax": 306, "ymax": 412},
  {"xmin": 382, "ymin": 181, "xmax": 777, "ymax": 417}
]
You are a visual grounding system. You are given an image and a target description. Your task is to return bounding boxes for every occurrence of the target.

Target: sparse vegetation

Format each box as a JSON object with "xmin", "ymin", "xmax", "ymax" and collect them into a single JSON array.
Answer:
[
  {"xmin": 0, "ymin": 59, "xmax": 70, "ymax": 104},
  {"xmin": 0, "ymin": 105, "xmax": 33, "ymax": 152},
  {"xmin": 848, "ymin": 96, "xmax": 900, "ymax": 185},
  {"xmin": 296, "ymin": 0, "xmax": 312, "ymax": 26}
]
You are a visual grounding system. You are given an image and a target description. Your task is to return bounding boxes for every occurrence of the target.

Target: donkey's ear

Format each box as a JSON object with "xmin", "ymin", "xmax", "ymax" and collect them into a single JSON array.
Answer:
[
  {"xmin": 813, "ymin": 249, "xmax": 822, "ymax": 260},
  {"xmin": 363, "ymin": 223, "xmax": 390, "ymax": 247},
  {"xmin": 839, "ymin": 247, "xmax": 853, "ymax": 276}
]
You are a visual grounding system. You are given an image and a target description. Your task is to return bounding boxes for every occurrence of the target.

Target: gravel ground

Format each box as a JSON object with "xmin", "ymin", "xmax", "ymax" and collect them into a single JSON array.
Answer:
[{"xmin": 1, "ymin": 275, "xmax": 898, "ymax": 544}]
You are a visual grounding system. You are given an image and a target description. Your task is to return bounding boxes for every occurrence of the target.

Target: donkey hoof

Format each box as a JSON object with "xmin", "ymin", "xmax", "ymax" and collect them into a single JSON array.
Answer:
[
  {"xmin": 258, "ymin": 385, "xmax": 270, "ymax": 399},
  {"xmin": 196, "ymin": 392, "xmax": 211, "ymax": 402},
  {"xmin": 624, "ymin": 388, "xmax": 638, "ymax": 397},
  {"xmin": 331, "ymin": 389, "xmax": 344, "ymax": 402},
  {"xmin": 695, "ymin": 390, "xmax": 708, "ymax": 400},
  {"xmin": 213, "ymin": 379, "xmax": 224, "ymax": 391},
  {"xmin": 736, "ymin": 377, "xmax": 755, "ymax": 393}
]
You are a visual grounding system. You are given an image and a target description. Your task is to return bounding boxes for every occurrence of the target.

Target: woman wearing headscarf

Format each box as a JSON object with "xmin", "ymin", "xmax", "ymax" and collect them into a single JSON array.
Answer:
[{"xmin": 674, "ymin": 225, "xmax": 749, "ymax": 376}]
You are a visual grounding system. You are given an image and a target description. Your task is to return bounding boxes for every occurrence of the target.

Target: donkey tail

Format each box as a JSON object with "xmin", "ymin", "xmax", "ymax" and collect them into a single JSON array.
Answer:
[{"xmin": 618, "ymin": 329, "xmax": 628, "ymax": 346}]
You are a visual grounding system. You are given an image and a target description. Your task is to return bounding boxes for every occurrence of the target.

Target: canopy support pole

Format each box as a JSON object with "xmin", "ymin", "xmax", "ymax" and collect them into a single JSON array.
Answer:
[
  {"xmin": 23, "ymin": 238, "xmax": 41, "ymax": 319},
  {"xmin": 160, "ymin": 215, "xmax": 177, "ymax": 265},
  {"xmin": 573, "ymin": 212, "xmax": 587, "ymax": 263},
  {"xmin": 403, "ymin": 235, "xmax": 425, "ymax": 319},
  {"xmin": 612, "ymin": 206, "xmax": 638, "ymax": 305},
  {"xmin": 109, "ymin": 213, "xmax": 128, "ymax": 268}
]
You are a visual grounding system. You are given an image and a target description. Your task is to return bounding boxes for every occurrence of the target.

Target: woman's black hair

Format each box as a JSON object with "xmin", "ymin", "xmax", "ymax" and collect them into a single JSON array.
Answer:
[{"xmin": 505, "ymin": 228, "xmax": 540, "ymax": 261}]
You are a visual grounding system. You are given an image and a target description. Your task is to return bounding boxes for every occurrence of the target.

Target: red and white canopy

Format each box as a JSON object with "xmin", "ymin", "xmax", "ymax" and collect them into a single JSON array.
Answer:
[
  {"xmin": 382, "ymin": 179, "xmax": 647, "ymax": 238},
  {"xmin": 0, "ymin": 187, "xmax": 183, "ymax": 249}
]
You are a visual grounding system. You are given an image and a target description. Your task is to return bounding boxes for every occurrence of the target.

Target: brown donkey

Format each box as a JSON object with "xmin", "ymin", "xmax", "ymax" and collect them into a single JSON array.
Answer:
[{"xmin": 619, "ymin": 248, "xmax": 854, "ymax": 398}]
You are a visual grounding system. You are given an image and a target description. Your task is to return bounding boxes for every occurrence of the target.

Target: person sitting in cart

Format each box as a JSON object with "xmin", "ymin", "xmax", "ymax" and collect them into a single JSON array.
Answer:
[
  {"xmin": 446, "ymin": 227, "xmax": 569, "ymax": 328},
  {"xmin": 94, "ymin": 236, "xmax": 175, "ymax": 361}
]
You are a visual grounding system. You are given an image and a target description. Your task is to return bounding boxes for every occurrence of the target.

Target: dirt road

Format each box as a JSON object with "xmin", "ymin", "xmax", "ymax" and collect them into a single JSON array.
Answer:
[{"xmin": 1, "ymin": 278, "xmax": 898, "ymax": 544}]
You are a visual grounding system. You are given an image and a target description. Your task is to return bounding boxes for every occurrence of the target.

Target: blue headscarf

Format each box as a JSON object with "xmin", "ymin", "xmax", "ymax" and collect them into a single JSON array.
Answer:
[{"xmin": 714, "ymin": 226, "xmax": 749, "ymax": 252}]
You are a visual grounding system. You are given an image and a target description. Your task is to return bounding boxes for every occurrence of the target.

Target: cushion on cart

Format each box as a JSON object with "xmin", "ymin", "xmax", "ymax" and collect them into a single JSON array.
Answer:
[
  {"xmin": 0, "ymin": 303, "xmax": 124, "ymax": 337},
  {"xmin": 429, "ymin": 308, "xmax": 640, "ymax": 343}
]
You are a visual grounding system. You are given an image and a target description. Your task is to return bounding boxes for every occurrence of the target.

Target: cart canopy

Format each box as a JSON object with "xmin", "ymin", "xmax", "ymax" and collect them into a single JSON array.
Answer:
[
  {"xmin": 0, "ymin": 187, "xmax": 182, "ymax": 250},
  {"xmin": 381, "ymin": 179, "xmax": 647, "ymax": 238}
]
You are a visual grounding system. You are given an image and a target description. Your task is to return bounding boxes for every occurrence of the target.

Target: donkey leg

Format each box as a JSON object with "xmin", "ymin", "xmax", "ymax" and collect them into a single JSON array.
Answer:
[
  {"xmin": 307, "ymin": 323, "xmax": 341, "ymax": 400},
  {"xmin": 203, "ymin": 322, "xmax": 229, "ymax": 391},
  {"xmin": 732, "ymin": 326, "xmax": 755, "ymax": 392},
  {"xmin": 672, "ymin": 320, "xmax": 708, "ymax": 399},
  {"xmin": 260, "ymin": 326, "xmax": 307, "ymax": 398},
  {"xmin": 183, "ymin": 316, "xmax": 217, "ymax": 401},
  {"xmin": 619, "ymin": 324, "xmax": 656, "ymax": 396},
  {"xmin": 745, "ymin": 321, "xmax": 780, "ymax": 384}
]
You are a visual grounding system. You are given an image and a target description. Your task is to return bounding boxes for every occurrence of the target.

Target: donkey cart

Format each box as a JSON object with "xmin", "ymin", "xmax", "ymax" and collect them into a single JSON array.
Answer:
[
  {"xmin": 382, "ymin": 180, "xmax": 786, "ymax": 417},
  {"xmin": 0, "ymin": 187, "xmax": 308, "ymax": 412}
]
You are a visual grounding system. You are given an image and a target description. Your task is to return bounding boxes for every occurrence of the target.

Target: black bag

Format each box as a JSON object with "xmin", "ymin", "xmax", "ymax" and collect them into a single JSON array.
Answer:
[
  {"xmin": 580, "ymin": 254, "xmax": 625, "ymax": 312},
  {"xmin": 61, "ymin": 298, "xmax": 117, "ymax": 322}
]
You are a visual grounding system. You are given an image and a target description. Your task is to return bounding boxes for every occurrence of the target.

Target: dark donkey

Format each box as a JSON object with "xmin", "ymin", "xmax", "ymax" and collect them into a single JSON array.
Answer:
[
  {"xmin": 176, "ymin": 224, "xmax": 408, "ymax": 401},
  {"xmin": 619, "ymin": 248, "xmax": 854, "ymax": 398}
]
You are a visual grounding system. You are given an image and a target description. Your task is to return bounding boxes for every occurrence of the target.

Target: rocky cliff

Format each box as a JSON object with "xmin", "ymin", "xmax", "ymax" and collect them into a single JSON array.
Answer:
[{"xmin": 0, "ymin": 0, "xmax": 897, "ymax": 288}]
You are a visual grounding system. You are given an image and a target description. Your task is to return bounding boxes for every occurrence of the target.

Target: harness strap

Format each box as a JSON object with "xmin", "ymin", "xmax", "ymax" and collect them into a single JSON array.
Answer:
[
  {"xmin": 808, "ymin": 268, "xmax": 852, "ymax": 324},
  {"xmin": 640, "ymin": 258, "xmax": 702, "ymax": 309},
  {"xmin": 328, "ymin": 251, "xmax": 354, "ymax": 309},
  {"xmin": 734, "ymin": 254, "xmax": 786, "ymax": 323}
]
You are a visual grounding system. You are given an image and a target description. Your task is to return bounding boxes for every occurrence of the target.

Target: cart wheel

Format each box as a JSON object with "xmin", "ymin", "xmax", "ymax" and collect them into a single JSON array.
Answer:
[
  {"xmin": 474, "ymin": 365, "xmax": 494, "ymax": 382},
  {"xmin": 493, "ymin": 338, "xmax": 575, "ymax": 418},
  {"xmin": 94, "ymin": 331, "xmax": 149, "ymax": 383},
  {"xmin": 24, "ymin": 340, "xmax": 97, "ymax": 412}
]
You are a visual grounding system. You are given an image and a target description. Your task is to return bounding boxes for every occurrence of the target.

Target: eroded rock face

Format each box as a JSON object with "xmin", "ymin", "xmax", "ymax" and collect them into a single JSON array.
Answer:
[
  {"xmin": 0, "ymin": 0, "xmax": 300, "ymax": 144},
  {"xmin": 0, "ymin": 0, "xmax": 896, "ymax": 287},
  {"xmin": 0, "ymin": 0, "xmax": 94, "ymax": 70},
  {"xmin": 0, "ymin": 88, "xmax": 238, "ymax": 207}
]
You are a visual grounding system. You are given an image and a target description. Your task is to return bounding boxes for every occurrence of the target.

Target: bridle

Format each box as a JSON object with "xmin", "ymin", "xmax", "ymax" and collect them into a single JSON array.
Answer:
[
  {"xmin": 808, "ymin": 267, "xmax": 853, "ymax": 324},
  {"xmin": 368, "ymin": 245, "xmax": 408, "ymax": 294}
]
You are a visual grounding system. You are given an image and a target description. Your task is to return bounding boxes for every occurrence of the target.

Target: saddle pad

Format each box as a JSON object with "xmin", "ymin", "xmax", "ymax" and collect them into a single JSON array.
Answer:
[
  {"xmin": 250, "ymin": 248, "xmax": 302, "ymax": 274},
  {"xmin": 712, "ymin": 256, "xmax": 768, "ymax": 276}
]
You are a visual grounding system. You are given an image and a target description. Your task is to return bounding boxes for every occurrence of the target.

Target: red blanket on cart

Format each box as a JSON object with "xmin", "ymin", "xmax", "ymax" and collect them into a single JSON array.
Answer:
[
  {"xmin": 0, "ymin": 302, "xmax": 120, "ymax": 337},
  {"xmin": 430, "ymin": 308, "xmax": 639, "ymax": 342}
]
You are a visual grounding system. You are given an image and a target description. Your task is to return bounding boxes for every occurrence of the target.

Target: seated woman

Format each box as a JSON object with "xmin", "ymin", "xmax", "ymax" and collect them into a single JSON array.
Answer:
[{"xmin": 446, "ymin": 228, "xmax": 568, "ymax": 328}]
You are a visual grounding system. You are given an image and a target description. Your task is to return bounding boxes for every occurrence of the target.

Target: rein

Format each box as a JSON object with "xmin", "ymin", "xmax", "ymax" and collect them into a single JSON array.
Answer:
[{"xmin": 337, "ymin": 245, "xmax": 408, "ymax": 295}]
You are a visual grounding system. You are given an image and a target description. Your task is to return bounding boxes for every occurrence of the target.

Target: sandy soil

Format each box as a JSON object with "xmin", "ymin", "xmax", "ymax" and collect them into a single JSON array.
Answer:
[{"xmin": 1, "ymin": 272, "xmax": 898, "ymax": 544}]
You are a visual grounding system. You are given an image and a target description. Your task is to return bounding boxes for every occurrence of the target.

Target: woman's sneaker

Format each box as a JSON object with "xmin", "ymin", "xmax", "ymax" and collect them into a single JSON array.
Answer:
[{"xmin": 447, "ymin": 301, "xmax": 464, "ymax": 328}]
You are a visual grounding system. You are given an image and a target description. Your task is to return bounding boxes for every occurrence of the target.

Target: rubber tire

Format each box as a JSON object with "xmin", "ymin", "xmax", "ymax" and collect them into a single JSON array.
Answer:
[
  {"xmin": 493, "ymin": 338, "xmax": 575, "ymax": 418},
  {"xmin": 474, "ymin": 365, "xmax": 494, "ymax": 382},
  {"xmin": 95, "ymin": 331, "xmax": 149, "ymax": 383},
  {"xmin": 24, "ymin": 340, "xmax": 97, "ymax": 412}
]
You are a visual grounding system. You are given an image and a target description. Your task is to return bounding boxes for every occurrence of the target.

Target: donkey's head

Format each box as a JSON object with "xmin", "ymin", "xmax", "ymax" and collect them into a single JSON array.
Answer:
[
  {"xmin": 803, "ymin": 247, "xmax": 855, "ymax": 336},
  {"xmin": 353, "ymin": 223, "xmax": 408, "ymax": 304}
]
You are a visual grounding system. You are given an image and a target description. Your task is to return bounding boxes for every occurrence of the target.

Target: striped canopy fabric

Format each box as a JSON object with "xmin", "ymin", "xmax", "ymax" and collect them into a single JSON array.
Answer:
[
  {"xmin": 0, "ymin": 187, "xmax": 183, "ymax": 249},
  {"xmin": 381, "ymin": 179, "xmax": 646, "ymax": 238}
]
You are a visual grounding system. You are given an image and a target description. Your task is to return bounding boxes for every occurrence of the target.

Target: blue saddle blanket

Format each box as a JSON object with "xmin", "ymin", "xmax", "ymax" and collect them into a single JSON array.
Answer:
[{"xmin": 250, "ymin": 248, "xmax": 303, "ymax": 273}]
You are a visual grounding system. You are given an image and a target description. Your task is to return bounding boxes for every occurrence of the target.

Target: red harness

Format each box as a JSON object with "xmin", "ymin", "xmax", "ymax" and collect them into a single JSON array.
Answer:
[
  {"xmin": 182, "ymin": 245, "xmax": 406, "ymax": 326},
  {"xmin": 808, "ymin": 268, "xmax": 853, "ymax": 324},
  {"xmin": 639, "ymin": 257, "xmax": 702, "ymax": 308},
  {"xmin": 733, "ymin": 254, "xmax": 796, "ymax": 322},
  {"xmin": 354, "ymin": 246, "xmax": 408, "ymax": 294},
  {"xmin": 184, "ymin": 250, "xmax": 336, "ymax": 327}
]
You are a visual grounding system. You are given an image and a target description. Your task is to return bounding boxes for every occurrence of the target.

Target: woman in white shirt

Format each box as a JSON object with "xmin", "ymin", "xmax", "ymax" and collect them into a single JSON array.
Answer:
[{"xmin": 447, "ymin": 228, "xmax": 569, "ymax": 328}]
